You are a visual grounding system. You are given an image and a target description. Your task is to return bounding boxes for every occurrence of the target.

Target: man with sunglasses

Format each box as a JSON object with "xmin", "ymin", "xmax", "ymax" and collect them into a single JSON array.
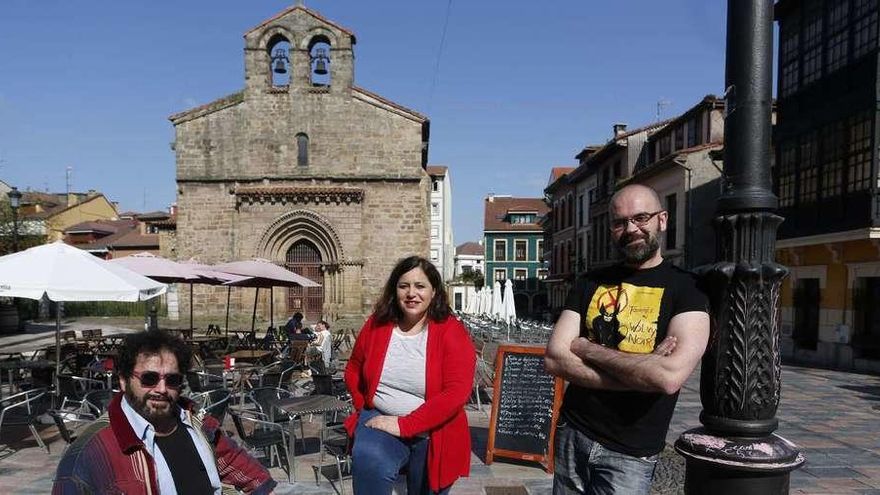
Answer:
[
  {"xmin": 53, "ymin": 330, "xmax": 276, "ymax": 494},
  {"xmin": 545, "ymin": 184, "xmax": 710, "ymax": 494}
]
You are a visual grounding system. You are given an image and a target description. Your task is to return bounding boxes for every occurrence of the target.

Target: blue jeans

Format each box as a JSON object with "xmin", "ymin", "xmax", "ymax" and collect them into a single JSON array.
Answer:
[
  {"xmin": 553, "ymin": 422, "xmax": 658, "ymax": 495},
  {"xmin": 351, "ymin": 408, "xmax": 451, "ymax": 495}
]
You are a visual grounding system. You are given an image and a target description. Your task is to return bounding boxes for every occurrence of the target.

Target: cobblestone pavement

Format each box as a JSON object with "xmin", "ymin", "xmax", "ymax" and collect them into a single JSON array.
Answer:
[{"xmin": 1, "ymin": 320, "xmax": 879, "ymax": 493}]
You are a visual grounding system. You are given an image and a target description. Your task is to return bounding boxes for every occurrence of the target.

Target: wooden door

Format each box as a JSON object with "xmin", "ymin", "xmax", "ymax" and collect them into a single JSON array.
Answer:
[{"xmin": 285, "ymin": 241, "xmax": 324, "ymax": 322}]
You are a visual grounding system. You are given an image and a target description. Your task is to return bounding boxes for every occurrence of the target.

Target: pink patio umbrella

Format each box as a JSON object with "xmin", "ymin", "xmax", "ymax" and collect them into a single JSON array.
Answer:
[
  {"xmin": 109, "ymin": 252, "xmax": 203, "ymax": 330},
  {"xmin": 214, "ymin": 259, "xmax": 320, "ymax": 336},
  {"xmin": 180, "ymin": 260, "xmax": 250, "ymax": 334},
  {"xmin": 108, "ymin": 252, "xmax": 202, "ymax": 284}
]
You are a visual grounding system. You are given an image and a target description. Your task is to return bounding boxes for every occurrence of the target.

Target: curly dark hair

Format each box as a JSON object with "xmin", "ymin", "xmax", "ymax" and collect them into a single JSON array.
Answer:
[
  {"xmin": 116, "ymin": 330, "xmax": 193, "ymax": 379},
  {"xmin": 372, "ymin": 256, "xmax": 451, "ymax": 325}
]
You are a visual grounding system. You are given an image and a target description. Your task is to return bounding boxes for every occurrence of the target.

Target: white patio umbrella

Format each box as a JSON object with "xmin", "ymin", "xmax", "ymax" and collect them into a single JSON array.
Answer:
[
  {"xmin": 502, "ymin": 278, "xmax": 517, "ymax": 325},
  {"xmin": 491, "ymin": 281, "xmax": 504, "ymax": 320},
  {"xmin": 0, "ymin": 241, "xmax": 166, "ymax": 387},
  {"xmin": 478, "ymin": 286, "xmax": 489, "ymax": 315},
  {"xmin": 483, "ymin": 286, "xmax": 492, "ymax": 316},
  {"xmin": 464, "ymin": 289, "xmax": 477, "ymax": 315}
]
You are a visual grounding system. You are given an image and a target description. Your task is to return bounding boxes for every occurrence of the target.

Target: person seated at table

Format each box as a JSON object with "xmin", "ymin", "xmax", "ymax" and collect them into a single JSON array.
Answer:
[
  {"xmin": 53, "ymin": 329, "xmax": 276, "ymax": 495},
  {"xmin": 312, "ymin": 320, "xmax": 333, "ymax": 372},
  {"xmin": 284, "ymin": 311, "xmax": 304, "ymax": 338},
  {"xmin": 303, "ymin": 320, "xmax": 333, "ymax": 377},
  {"xmin": 344, "ymin": 256, "xmax": 476, "ymax": 494}
]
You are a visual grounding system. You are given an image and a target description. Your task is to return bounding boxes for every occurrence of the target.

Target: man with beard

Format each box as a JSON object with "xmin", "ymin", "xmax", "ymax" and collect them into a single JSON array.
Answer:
[
  {"xmin": 53, "ymin": 330, "xmax": 276, "ymax": 495},
  {"xmin": 545, "ymin": 184, "xmax": 709, "ymax": 494}
]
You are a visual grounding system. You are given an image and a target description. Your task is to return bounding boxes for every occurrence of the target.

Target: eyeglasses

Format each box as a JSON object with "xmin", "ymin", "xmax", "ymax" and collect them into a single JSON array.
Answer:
[
  {"xmin": 131, "ymin": 371, "xmax": 185, "ymax": 389},
  {"xmin": 610, "ymin": 211, "xmax": 664, "ymax": 231}
]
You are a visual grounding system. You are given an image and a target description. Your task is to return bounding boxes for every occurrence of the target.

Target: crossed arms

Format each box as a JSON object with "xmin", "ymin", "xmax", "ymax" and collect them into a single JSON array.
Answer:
[{"xmin": 544, "ymin": 309, "xmax": 709, "ymax": 395}]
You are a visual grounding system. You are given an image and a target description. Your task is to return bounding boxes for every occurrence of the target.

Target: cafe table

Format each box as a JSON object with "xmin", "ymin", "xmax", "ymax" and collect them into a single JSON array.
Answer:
[
  {"xmin": 271, "ymin": 394, "xmax": 351, "ymax": 482},
  {"xmin": 225, "ymin": 349, "xmax": 274, "ymax": 365},
  {"xmin": 204, "ymin": 362, "xmax": 257, "ymax": 405}
]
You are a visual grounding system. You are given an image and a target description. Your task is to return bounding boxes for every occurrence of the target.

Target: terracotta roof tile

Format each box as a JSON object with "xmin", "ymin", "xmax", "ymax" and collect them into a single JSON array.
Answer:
[
  {"xmin": 550, "ymin": 167, "xmax": 576, "ymax": 182},
  {"xmin": 456, "ymin": 242, "xmax": 484, "ymax": 256},
  {"xmin": 484, "ymin": 197, "xmax": 548, "ymax": 232},
  {"xmin": 235, "ymin": 186, "xmax": 361, "ymax": 196},
  {"xmin": 64, "ymin": 219, "xmax": 135, "ymax": 235},
  {"xmin": 426, "ymin": 165, "xmax": 448, "ymax": 176}
]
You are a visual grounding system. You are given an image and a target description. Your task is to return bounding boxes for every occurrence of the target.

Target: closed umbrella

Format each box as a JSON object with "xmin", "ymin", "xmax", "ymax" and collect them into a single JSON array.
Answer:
[
  {"xmin": 0, "ymin": 241, "xmax": 166, "ymax": 389},
  {"xmin": 503, "ymin": 279, "xmax": 517, "ymax": 325},
  {"xmin": 491, "ymin": 281, "xmax": 503, "ymax": 320},
  {"xmin": 482, "ymin": 286, "xmax": 491, "ymax": 316},
  {"xmin": 464, "ymin": 289, "xmax": 477, "ymax": 315},
  {"xmin": 477, "ymin": 287, "xmax": 487, "ymax": 315}
]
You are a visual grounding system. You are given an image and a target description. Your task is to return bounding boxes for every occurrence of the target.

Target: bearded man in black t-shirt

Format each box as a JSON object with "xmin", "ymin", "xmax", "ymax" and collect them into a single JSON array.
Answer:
[{"xmin": 545, "ymin": 184, "xmax": 710, "ymax": 495}]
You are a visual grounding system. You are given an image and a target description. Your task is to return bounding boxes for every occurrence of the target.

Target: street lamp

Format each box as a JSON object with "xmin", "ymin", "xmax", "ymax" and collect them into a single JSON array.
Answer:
[
  {"xmin": 674, "ymin": 1, "xmax": 804, "ymax": 493},
  {"xmin": 6, "ymin": 186, "xmax": 21, "ymax": 252}
]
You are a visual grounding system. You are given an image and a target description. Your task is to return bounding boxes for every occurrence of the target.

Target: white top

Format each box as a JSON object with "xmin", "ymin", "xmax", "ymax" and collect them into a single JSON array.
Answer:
[
  {"xmin": 315, "ymin": 328, "xmax": 332, "ymax": 367},
  {"xmin": 372, "ymin": 325, "xmax": 428, "ymax": 417}
]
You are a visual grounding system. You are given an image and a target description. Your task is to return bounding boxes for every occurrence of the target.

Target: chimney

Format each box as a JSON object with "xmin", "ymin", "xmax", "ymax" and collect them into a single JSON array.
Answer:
[
  {"xmin": 613, "ymin": 123, "xmax": 628, "ymax": 137},
  {"xmin": 487, "ymin": 193, "xmax": 495, "ymax": 203},
  {"xmin": 169, "ymin": 203, "xmax": 178, "ymax": 216}
]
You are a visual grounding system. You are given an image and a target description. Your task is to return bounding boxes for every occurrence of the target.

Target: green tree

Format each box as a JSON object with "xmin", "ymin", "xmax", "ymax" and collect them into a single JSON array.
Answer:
[
  {"xmin": 0, "ymin": 200, "xmax": 43, "ymax": 255},
  {"xmin": 460, "ymin": 269, "xmax": 484, "ymax": 289}
]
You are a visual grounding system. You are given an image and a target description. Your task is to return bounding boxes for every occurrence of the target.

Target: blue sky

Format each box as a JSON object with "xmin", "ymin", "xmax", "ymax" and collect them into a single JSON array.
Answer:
[{"xmin": 0, "ymin": 0, "xmax": 731, "ymax": 243}]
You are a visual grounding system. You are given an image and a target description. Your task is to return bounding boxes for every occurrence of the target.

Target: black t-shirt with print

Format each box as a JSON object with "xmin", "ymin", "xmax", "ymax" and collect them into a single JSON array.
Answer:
[{"xmin": 561, "ymin": 260, "xmax": 708, "ymax": 457}]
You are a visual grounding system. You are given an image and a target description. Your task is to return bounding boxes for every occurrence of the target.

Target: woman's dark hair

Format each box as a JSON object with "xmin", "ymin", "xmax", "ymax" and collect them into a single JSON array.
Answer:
[
  {"xmin": 373, "ymin": 256, "xmax": 451, "ymax": 325},
  {"xmin": 116, "ymin": 330, "xmax": 193, "ymax": 379}
]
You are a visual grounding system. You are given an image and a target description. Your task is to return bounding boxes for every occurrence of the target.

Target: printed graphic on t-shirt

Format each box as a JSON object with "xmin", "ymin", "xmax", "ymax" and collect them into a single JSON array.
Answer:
[{"xmin": 585, "ymin": 282, "xmax": 663, "ymax": 353}]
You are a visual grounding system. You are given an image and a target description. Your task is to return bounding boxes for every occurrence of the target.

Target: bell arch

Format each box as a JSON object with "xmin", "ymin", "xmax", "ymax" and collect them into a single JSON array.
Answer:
[{"xmin": 258, "ymin": 28, "xmax": 298, "ymax": 87}]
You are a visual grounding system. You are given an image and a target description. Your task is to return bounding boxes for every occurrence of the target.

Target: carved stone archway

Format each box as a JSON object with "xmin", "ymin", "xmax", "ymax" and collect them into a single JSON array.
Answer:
[{"xmin": 256, "ymin": 210, "xmax": 346, "ymax": 320}]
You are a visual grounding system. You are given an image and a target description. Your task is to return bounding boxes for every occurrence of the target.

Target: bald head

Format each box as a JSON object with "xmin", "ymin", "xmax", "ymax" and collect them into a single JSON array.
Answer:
[{"xmin": 610, "ymin": 184, "xmax": 662, "ymax": 213}]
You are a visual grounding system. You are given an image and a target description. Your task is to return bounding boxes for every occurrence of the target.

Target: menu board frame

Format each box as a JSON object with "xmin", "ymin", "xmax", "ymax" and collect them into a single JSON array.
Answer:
[{"xmin": 485, "ymin": 344, "xmax": 564, "ymax": 473}]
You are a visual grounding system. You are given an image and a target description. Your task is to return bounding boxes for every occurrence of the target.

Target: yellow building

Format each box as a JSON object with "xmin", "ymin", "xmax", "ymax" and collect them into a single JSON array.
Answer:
[
  {"xmin": 777, "ymin": 236, "xmax": 880, "ymax": 373},
  {"xmin": 21, "ymin": 191, "xmax": 119, "ymax": 242}
]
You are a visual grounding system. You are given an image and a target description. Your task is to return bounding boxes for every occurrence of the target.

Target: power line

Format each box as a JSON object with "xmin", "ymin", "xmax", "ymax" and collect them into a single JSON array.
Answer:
[{"xmin": 428, "ymin": 0, "xmax": 453, "ymax": 115}]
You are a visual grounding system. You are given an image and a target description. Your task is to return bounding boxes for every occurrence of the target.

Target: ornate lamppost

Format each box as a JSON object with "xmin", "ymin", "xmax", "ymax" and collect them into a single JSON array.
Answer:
[
  {"xmin": 7, "ymin": 186, "xmax": 21, "ymax": 252},
  {"xmin": 674, "ymin": 1, "xmax": 804, "ymax": 493}
]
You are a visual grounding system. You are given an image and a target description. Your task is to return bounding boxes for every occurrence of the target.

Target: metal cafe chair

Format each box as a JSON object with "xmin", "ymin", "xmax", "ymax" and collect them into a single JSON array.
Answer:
[
  {"xmin": 230, "ymin": 408, "xmax": 292, "ymax": 481},
  {"xmin": 56, "ymin": 374, "xmax": 106, "ymax": 413},
  {"xmin": 313, "ymin": 422, "xmax": 351, "ymax": 495},
  {"xmin": 186, "ymin": 370, "xmax": 227, "ymax": 393},
  {"xmin": 82, "ymin": 389, "xmax": 114, "ymax": 416},
  {"xmin": 47, "ymin": 409, "xmax": 96, "ymax": 448},
  {"xmin": 0, "ymin": 388, "xmax": 50, "ymax": 453},
  {"xmin": 190, "ymin": 388, "xmax": 232, "ymax": 426}
]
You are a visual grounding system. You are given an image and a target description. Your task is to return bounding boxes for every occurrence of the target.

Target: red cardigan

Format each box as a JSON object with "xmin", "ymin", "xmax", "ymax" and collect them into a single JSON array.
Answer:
[{"xmin": 344, "ymin": 315, "xmax": 476, "ymax": 492}]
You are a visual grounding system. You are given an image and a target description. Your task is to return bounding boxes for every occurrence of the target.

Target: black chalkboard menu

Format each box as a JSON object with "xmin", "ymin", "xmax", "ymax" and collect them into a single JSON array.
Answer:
[{"xmin": 485, "ymin": 344, "xmax": 563, "ymax": 473}]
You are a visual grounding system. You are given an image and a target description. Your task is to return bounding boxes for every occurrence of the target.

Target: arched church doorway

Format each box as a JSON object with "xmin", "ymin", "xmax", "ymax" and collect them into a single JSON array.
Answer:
[{"xmin": 286, "ymin": 240, "xmax": 324, "ymax": 322}]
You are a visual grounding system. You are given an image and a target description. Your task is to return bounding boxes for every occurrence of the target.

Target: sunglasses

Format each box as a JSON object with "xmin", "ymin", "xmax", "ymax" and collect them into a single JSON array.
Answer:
[{"xmin": 131, "ymin": 371, "xmax": 185, "ymax": 389}]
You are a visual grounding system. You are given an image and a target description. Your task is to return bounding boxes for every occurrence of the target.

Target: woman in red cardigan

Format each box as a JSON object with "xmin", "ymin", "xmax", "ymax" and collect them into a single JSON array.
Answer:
[{"xmin": 344, "ymin": 256, "xmax": 476, "ymax": 494}]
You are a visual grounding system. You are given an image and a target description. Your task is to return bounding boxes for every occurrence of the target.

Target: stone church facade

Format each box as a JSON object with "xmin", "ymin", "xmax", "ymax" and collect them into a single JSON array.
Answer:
[{"xmin": 170, "ymin": 5, "xmax": 430, "ymax": 325}]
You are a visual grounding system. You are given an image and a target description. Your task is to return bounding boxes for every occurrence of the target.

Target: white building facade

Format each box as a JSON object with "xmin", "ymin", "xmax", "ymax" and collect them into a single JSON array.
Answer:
[{"xmin": 427, "ymin": 166, "xmax": 454, "ymax": 281}]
